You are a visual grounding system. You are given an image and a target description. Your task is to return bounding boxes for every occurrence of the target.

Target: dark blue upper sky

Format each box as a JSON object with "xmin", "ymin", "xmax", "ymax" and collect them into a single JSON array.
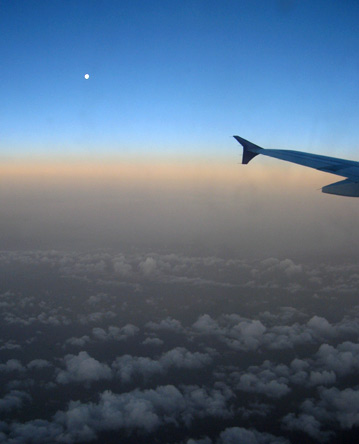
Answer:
[{"xmin": 1, "ymin": 0, "xmax": 359, "ymax": 159}]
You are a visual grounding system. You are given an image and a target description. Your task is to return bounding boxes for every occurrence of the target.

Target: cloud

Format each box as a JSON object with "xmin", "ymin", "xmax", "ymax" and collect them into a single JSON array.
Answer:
[
  {"xmin": 0, "ymin": 359, "xmax": 25, "ymax": 373},
  {"xmin": 88, "ymin": 293, "xmax": 110, "ymax": 305},
  {"xmin": 0, "ymin": 340, "xmax": 21, "ymax": 351},
  {"xmin": 112, "ymin": 347, "xmax": 213, "ymax": 383},
  {"xmin": 0, "ymin": 391, "xmax": 31, "ymax": 412},
  {"xmin": 282, "ymin": 413, "xmax": 330, "ymax": 441},
  {"xmin": 193, "ymin": 314, "xmax": 266, "ymax": 351},
  {"xmin": 229, "ymin": 355, "xmax": 339, "ymax": 400},
  {"xmin": 65, "ymin": 336, "xmax": 91, "ymax": 347},
  {"xmin": 217, "ymin": 426, "xmax": 290, "ymax": 444},
  {"xmin": 113, "ymin": 256, "xmax": 132, "ymax": 276},
  {"xmin": 56, "ymin": 352, "xmax": 112, "ymax": 384},
  {"xmin": 315, "ymin": 341, "xmax": 359, "ymax": 376},
  {"xmin": 92, "ymin": 324, "xmax": 139, "ymax": 341},
  {"xmin": 78, "ymin": 311, "xmax": 116, "ymax": 324},
  {"xmin": 139, "ymin": 257, "xmax": 157, "ymax": 276},
  {"xmin": 112, "ymin": 355, "xmax": 162, "ymax": 383},
  {"xmin": 234, "ymin": 361, "xmax": 291, "ymax": 399},
  {"xmin": 27, "ymin": 359, "xmax": 52, "ymax": 370},
  {"xmin": 306, "ymin": 316, "xmax": 335, "ymax": 338},
  {"xmin": 186, "ymin": 426, "xmax": 290, "ymax": 444},
  {"xmin": 146, "ymin": 316, "xmax": 184, "ymax": 333},
  {"xmin": 142, "ymin": 337, "xmax": 164, "ymax": 346},
  {"xmin": 283, "ymin": 385, "xmax": 359, "ymax": 440},
  {"xmin": 160, "ymin": 347, "xmax": 212, "ymax": 369},
  {"xmin": 3, "ymin": 384, "xmax": 233, "ymax": 443}
]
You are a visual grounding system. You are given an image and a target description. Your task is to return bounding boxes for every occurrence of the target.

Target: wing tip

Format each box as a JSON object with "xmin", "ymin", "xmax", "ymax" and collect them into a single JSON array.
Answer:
[{"xmin": 233, "ymin": 135, "xmax": 261, "ymax": 164}]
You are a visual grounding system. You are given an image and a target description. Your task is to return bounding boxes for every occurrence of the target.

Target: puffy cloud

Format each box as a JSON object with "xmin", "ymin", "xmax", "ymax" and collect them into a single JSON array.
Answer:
[
  {"xmin": 0, "ymin": 359, "xmax": 25, "ymax": 373},
  {"xmin": 78, "ymin": 310, "xmax": 116, "ymax": 324},
  {"xmin": 234, "ymin": 361, "xmax": 291, "ymax": 399},
  {"xmin": 5, "ymin": 419, "xmax": 64, "ymax": 444},
  {"xmin": 231, "ymin": 356, "xmax": 339, "ymax": 400},
  {"xmin": 282, "ymin": 413, "xmax": 330, "ymax": 441},
  {"xmin": 315, "ymin": 342, "xmax": 359, "ymax": 376},
  {"xmin": 27, "ymin": 359, "xmax": 52, "ymax": 370},
  {"xmin": 319, "ymin": 387, "xmax": 359, "ymax": 428},
  {"xmin": 0, "ymin": 340, "xmax": 21, "ymax": 351},
  {"xmin": 88, "ymin": 293, "xmax": 110, "ymax": 305},
  {"xmin": 113, "ymin": 256, "xmax": 132, "ymax": 276},
  {"xmin": 193, "ymin": 314, "xmax": 266, "ymax": 351},
  {"xmin": 3, "ymin": 311, "xmax": 71, "ymax": 327},
  {"xmin": 261, "ymin": 315, "xmax": 359, "ymax": 350},
  {"xmin": 112, "ymin": 355, "xmax": 162, "ymax": 383},
  {"xmin": 65, "ymin": 336, "xmax": 91, "ymax": 347},
  {"xmin": 257, "ymin": 258, "xmax": 302, "ymax": 278},
  {"xmin": 192, "ymin": 311, "xmax": 357, "ymax": 353},
  {"xmin": 218, "ymin": 426, "xmax": 290, "ymax": 444},
  {"xmin": 307, "ymin": 316, "xmax": 335, "ymax": 338},
  {"xmin": 160, "ymin": 347, "xmax": 212, "ymax": 369},
  {"xmin": 0, "ymin": 391, "xmax": 31, "ymax": 412},
  {"xmin": 283, "ymin": 386, "xmax": 359, "ymax": 439},
  {"xmin": 56, "ymin": 352, "xmax": 112, "ymax": 384},
  {"xmin": 187, "ymin": 437, "xmax": 213, "ymax": 444},
  {"xmin": 186, "ymin": 427, "xmax": 290, "ymax": 444},
  {"xmin": 308, "ymin": 370, "xmax": 336, "ymax": 386},
  {"xmin": 193, "ymin": 314, "xmax": 222, "ymax": 335},
  {"xmin": 146, "ymin": 316, "xmax": 183, "ymax": 333},
  {"xmin": 277, "ymin": 259, "xmax": 302, "ymax": 277},
  {"xmin": 120, "ymin": 323, "xmax": 139, "ymax": 337},
  {"xmin": 139, "ymin": 257, "xmax": 157, "ymax": 276},
  {"xmin": 92, "ymin": 324, "xmax": 139, "ymax": 341},
  {"xmin": 142, "ymin": 337, "xmax": 164, "ymax": 346},
  {"xmin": 3, "ymin": 384, "xmax": 233, "ymax": 443},
  {"xmin": 112, "ymin": 347, "xmax": 212, "ymax": 383}
]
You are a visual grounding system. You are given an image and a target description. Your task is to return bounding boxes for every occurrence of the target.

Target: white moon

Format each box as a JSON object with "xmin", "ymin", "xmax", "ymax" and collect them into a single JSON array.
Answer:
[{"xmin": 84, "ymin": 73, "xmax": 90, "ymax": 79}]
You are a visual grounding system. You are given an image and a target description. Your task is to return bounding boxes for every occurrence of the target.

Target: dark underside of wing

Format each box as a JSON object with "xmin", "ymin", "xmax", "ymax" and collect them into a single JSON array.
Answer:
[{"xmin": 234, "ymin": 135, "xmax": 359, "ymax": 197}]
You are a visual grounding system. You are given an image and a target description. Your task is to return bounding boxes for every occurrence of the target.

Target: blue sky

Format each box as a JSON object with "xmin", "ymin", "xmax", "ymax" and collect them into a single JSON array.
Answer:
[{"xmin": 1, "ymin": 0, "xmax": 359, "ymax": 160}]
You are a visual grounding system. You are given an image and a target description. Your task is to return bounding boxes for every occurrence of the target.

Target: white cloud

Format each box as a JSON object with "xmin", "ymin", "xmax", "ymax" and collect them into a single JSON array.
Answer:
[
  {"xmin": 3, "ymin": 384, "xmax": 233, "ymax": 443},
  {"xmin": 112, "ymin": 347, "xmax": 212, "ymax": 383},
  {"xmin": 283, "ymin": 385, "xmax": 359, "ymax": 439},
  {"xmin": 78, "ymin": 311, "xmax": 116, "ymax": 324},
  {"xmin": 315, "ymin": 342, "xmax": 359, "ymax": 376},
  {"xmin": 65, "ymin": 336, "xmax": 91, "ymax": 347},
  {"xmin": 0, "ymin": 359, "xmax": 25, "ymax": 373},
  {"xmin": 186, "ymin": 426, "xmax": 290, "ymax": 444},
  {"xmin": 307, "ymin": 316, "xmax": 335, "ymax": 338},
  {"xmin": 142, "ymin": 337, "xmax": 164, "ymax": 346},
  {"xmin": 0, "ymin": 340, "xmax": 21, "ymax": 351},
  {"xmin": 113, "ymin": 256, "xmax": 132, "ymax": 276},
  {"xmin": 56, "ymin": 352, "xmax": 112, "ymax": 384},
  {"xmin": 27, "ymin": 359, "xmax": 52, "ymax": 370},
  {"xmin": 234, "ymin": 361, "xmax": 291, "ymax": 399},
  {"xmin": 146, "ymin": 316, "xmax": 183, "ymax": 333},
  {"xmin": 139, "ymin": 257, "xmax": 157, "ymax": 276},
  {"xmin": 218, "ymin": 426, "xmax": 290, "ymax": 444},
  {"xmin": 0, "ymin": 391, "xmax": 31, "ymax": 412},
  {"xmin": 282, "ymin": 413, "xmax": 330, "ymax": 441},
  {"xmin": 92, "ymin": 324, "xmax": 139, "ymax": 341},
  {"xmin": 193, "ymin": 314, "xmax": 266, "ymax": 352}
]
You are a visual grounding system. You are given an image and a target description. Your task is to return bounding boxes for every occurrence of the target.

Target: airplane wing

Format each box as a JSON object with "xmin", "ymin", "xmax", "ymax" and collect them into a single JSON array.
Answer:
[{"xmin": 233, "ymin": 135, "xmax": 359, "ymax": 197}]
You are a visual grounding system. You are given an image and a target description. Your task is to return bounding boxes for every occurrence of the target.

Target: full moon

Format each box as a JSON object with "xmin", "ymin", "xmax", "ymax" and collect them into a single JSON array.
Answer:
[{"xmin": 84, "ymin": 73, "xmax": 90, "ymax": 79}]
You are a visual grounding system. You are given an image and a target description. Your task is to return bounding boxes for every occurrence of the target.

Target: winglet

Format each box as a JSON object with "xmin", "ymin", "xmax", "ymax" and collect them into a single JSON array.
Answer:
[{"xmin": 233, "ymin": 135, "xmax": 263, "ymax": 164}]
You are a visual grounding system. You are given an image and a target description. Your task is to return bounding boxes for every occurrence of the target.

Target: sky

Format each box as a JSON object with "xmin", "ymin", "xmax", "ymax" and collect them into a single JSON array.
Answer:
[
  {"xmin": 2, "ymin": 1, "xmax": 359, "ymax": 444},
  {"xmin": 1, "ymin": 0, "xmax": 359, "ymax": 159}
]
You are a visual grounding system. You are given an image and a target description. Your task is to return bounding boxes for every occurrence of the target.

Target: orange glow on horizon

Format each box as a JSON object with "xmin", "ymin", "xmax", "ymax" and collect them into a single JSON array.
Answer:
[{"xmin": 0, "ymin": 159, "xmax": 327, "ymax": 193}]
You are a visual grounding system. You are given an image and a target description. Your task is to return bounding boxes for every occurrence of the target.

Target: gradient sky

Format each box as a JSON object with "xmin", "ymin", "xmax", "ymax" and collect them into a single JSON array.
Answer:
[{"xmin": 1, "ymin": 0, "xmax": 359, "ymax": 160}]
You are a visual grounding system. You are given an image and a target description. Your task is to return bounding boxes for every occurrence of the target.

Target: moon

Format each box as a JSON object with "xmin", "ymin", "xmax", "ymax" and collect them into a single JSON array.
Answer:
[{"xmin": 84, "ymin": 73, "xmax": 90, "ymax": 79}]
